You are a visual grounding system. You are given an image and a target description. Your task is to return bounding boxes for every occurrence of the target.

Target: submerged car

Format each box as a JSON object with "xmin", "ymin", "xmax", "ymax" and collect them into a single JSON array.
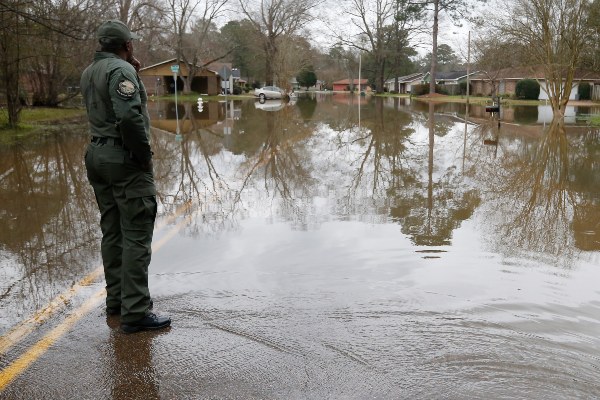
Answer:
[{"xmin": 254, "ymin": 86, "xmax": 286, "ymax": 100}]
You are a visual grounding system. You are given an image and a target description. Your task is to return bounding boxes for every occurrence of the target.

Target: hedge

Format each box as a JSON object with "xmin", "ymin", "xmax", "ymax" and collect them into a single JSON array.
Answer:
[{"xmin": 515, "ymin": 79, "xmax": 540, "ymax": 100}]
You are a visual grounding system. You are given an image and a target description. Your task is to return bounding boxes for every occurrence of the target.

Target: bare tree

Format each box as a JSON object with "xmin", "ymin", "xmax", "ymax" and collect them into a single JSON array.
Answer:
[
  {"xmin": 273, "ymin": 35, "xmax": 313, "ymax": 91},
  {"xmin": 115, "ymin": 0, "xmax": 165, "ymax": 28},
  {"xmin": 338, "ymin": 0, "xmax": 423, "ymax": 92},
  {"xmin": 470, "ymin": 34, "xmax": 523, "ymax": 97},
  {"xmin": 166, "ymin": 0, "xmax": 229, "ymax": 94},
  {"xmin": 238, "ymin": 0, "xmax": 321, "ymax": 85},
  {"xmin": 0, "ymin": 0, "xmax": 98, "ymax": 125},
  {"xmin": 341, "ymin": 0, "xmax": 396, "ymax": 92},
  {"xmin": 0, "ymin": 0, "xmax": 22, "ymax": 127},
  {"xmin": 495, "ymin": 0, "xmax": 593, "ymax": 115},
  {"xmin": 418, "ymin": 0, "xmax": 469, "ymax": 94},
  {"xmin": 579, "ymin": 0, "xmax": 600, "ymax": 71}
]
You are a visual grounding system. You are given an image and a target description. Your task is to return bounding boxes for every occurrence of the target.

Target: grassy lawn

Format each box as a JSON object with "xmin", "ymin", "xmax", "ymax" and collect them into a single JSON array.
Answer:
[
  {"xmin": 406, "ymin": 94, "xmax": 547, "ymax": 106},
  {"xmin": 0, "ymin": 107, "xmax": 86, "ymax": 141},
  {"xmin": 589, "ymin": 115, "xmax": 600, "ymax": 126},
  {"xmin": 0, "ymin": 107, "xmax": 85, "ymax": 125}
]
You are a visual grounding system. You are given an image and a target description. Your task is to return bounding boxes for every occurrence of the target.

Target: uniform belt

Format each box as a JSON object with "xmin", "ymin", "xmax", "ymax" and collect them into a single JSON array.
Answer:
[{"xmin": 91, "ymin": 136, "xmax": 123, "ymax": 146}]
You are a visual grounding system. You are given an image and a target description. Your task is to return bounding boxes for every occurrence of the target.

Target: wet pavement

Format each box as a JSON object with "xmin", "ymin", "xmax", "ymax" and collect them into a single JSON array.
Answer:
[{"xmin": 1, "ymin": 95, "xmax": 600, "ymax": 399}]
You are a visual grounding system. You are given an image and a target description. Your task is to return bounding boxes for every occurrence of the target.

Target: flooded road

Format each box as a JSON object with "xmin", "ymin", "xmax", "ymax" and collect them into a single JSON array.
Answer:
[{"xmin": 1, "ymin": 94, "xmax": 599, "ymax": 399}]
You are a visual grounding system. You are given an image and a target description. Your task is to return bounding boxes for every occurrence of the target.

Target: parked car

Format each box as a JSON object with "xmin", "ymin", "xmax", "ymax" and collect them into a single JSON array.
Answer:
[{"xmin": 254, "ymin": 86, "xmax": 286, "ymax": 100}]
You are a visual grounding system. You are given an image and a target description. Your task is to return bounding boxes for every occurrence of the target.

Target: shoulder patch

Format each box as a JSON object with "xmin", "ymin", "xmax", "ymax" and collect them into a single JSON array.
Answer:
[{"xmin": 116, "ymin": 79, "xmax": 136, "ymax": 98}]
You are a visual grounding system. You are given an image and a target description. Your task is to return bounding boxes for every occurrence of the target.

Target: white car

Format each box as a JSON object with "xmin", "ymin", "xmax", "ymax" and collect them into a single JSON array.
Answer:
[
  {"xmin": 254, "ymin": 86, "xmax": 286, "ymax": 100},
  {"xmin": 254, "ymin": 99, "xmax": 285, "ymax": 112}
]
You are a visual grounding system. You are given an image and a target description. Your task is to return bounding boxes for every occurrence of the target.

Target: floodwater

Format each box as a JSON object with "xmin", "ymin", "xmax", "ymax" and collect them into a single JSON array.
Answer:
[{"xmin": 1, "ymin": 94, "xmax": 599, "ymax": 398}]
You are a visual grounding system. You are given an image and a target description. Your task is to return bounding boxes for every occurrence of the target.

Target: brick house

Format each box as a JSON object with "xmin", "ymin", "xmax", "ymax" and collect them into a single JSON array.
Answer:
[
  {"xmin": 332, "ymin": 78, "xmax": 370, "ymax": 92},
  {"xmin": 139, "ymin": 58, "xmax": 222, "ymax": 96},
  {"xmin": 469, "ymin": 66, "xmax": 600, "ymax": 100}
]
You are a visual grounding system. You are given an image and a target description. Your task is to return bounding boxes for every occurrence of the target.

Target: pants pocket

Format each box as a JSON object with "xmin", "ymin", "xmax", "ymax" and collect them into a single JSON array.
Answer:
[{"xmin": 125, "ymin": 187, "xmax": 157, "ymax": 226}]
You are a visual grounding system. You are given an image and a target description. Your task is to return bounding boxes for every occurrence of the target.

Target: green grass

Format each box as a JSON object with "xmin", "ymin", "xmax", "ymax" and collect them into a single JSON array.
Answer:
[
  {"xmin": 0, "ymin": 107, "xmax": 86, "ymax": 142},
  {"xmin": 589, "ymin": 115, "xmax": 600, "ymax": 126},
  {"xmin": 0, "ymin": 107, "xmax": 85, "ymax": 125}
]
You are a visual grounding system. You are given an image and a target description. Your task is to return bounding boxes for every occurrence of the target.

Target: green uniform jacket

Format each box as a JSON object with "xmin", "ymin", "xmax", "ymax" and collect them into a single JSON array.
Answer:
[{"xmin": 80, "ymin": 52, "xmax": 152, "ymax": 165}]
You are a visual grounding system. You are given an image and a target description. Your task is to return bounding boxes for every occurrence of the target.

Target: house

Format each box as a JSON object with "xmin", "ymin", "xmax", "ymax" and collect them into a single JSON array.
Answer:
[
  {"xmin": 469, "ymin": 66, "xmax": 600, "ymax": 100},
  {"xmin": 290, "ymin": 77, "xmax": 325, "ymax": 91},
  {"xmin": 139, "ymin": 58, "xmax": 221, "ymax": 96},
  {"xmin": 420, "ymin": 70, "xmax": 480, "ymax": 95},
  {"xmin": 332, "ymin": 78, "xmax": 370, "ymax": 92},
  {"xmin": 384, "ymin": 72, "xmax": 425, "ymax": 93},
  {"xmin": 212, "ymin": 64, "xmax": 246, "ymax": 93}
]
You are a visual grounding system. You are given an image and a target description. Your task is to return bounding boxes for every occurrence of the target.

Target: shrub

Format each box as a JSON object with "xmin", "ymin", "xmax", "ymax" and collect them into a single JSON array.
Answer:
[
  {"xmin": 411, "ymin": 84, "xmax": 429, "ymax": 96},
  {"xmin": 435, "ymin": 85, "xmax": 449, "ymax": 95},
  {"xmin": 515, "ymin": 79, "xmax": 540, "ymax": 100},
  {"xmin": 578, "ymin": 82, "xmax": 591, "ymax": 100},
  {"xmin": 411, "ymin": 83, "xmax": 451, "ymax": 96}
]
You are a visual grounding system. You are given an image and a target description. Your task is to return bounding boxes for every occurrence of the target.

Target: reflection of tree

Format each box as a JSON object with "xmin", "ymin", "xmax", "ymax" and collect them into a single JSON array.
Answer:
[
  {"xmin": 152, "ymin": 103, "xmax": 239, "ymax": 238},
  {"xmin": 0, "ymin": 128, "xmax": 99, "ymax": 315},
  {"xmin": 236, "ymin": 108, "xmax": 315, "ymax": 229},
  {"xmin": 297, "ymin": 96, "xmax": 318, "ymax": 121},
  {"xmin": 347, "ymin": 98, "xmax": 414, "ymax": 198},
  {"xmin": 396, "ymin": 102, "xmax": 480, "ymax": 246},
  {"xmin": 565, "ymin": 126, "xmax": 600, "ymax": 251},
  {"xmin": 478, "ymin": 118, "xmax": 599, "ymax": 261}
]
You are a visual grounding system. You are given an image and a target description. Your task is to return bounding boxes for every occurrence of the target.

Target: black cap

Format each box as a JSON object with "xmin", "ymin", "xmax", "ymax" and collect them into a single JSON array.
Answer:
[{"xmin": 97, "ymin": 20, "xmax": 140, "ymax": 45}]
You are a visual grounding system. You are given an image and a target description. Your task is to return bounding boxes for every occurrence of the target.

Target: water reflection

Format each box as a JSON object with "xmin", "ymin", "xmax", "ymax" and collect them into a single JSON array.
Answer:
[
  {"xmin": 1, "ymin": 96, "xmax": 598, "ymax": 334},
  {"xmin": 1, "ymin": 95, "xmax": 600, "ymax": 397},
  {"xmin": 105, "ymin": 319, "xmax": 161, "ymax": 400},
  {"xmin": 0, "ymin": 128, "xmax": 100, "ymax": 330},
  {"xmin": 144, "ymin": 96, "xmax": 599, "ymax": 256},
  {"xmin": 473, "ymin": 117, "xmax": 600, "ymax": 262}
]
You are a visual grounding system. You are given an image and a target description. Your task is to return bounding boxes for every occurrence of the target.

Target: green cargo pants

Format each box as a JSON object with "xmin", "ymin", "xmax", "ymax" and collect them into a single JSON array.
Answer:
[{"xmin": 85, "ymin": 140, "xmax": 156, "ymax": 323}]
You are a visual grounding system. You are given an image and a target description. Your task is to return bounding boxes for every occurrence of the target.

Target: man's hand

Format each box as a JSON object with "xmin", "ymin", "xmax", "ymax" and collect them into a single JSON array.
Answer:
[{"xmin": 128, "ymin": 56, "xmax": 141, "ymax": 72}]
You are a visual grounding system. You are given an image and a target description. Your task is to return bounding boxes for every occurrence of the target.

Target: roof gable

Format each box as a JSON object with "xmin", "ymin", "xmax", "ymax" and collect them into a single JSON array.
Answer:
[
  {"xmin": 385, "ymin": 72, "xmax": 425, "ymax": 83},
  {"xmin": 332, "ymin": 78, "xmax": 369, "ymax": 85}
]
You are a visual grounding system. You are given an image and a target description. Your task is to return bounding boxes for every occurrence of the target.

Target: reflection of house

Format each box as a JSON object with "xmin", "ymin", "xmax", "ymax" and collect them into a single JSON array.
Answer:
[
  {"xmin": 470, "ymin": 66, "xmax": 600, "ymax": 100},
  {"xmin": 332, "ymin": 92, "xmax": 368, "ymax": 105},
  {"xmin": 139, "ymin": 58, "xmax": 221, "ymax": 96},
  {"xmin": 332, "ymin": 78, "xmax": 370, "ymax": 92},
  {"xmin": 384, "ymin": 72, "xmax": 425, "ymax": 94},
  {"xmin": 146, "ymin": 100, "xmax": 225, "ymax": 134}
]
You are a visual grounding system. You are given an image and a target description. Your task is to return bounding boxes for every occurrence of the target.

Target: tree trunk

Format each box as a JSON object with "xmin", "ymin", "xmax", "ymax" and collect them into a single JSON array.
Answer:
[
  {"xmin": 0, "ymin": 8, "xmax": 21, "ymax": 127},
  {"xmin": 429, "ymin": 0, "xmax": 439, "ymax": 94},
  {"xmin": 264, "ymin": 39, "xmax": 277, "ymax": 86}
]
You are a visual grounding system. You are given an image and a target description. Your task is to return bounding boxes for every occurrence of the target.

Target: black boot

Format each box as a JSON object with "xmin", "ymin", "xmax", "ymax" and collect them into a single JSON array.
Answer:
[{"xmin": 121, "ymin": 312, "xmax": 171, "ymax": 334}]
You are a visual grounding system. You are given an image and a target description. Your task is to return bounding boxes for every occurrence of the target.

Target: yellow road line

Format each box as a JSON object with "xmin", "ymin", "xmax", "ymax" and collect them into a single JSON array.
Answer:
[
  {"xmin": 0, "ymin": 267, "xmax": 103, "ymax": 356},
  {"xmin": 0, "ymin": 200, "xmax": 194, "ymax": 357},
  {"xmin": 0, "ymin": 290, "xmax": 105, "ymax": 390},
  {"xmin": 0, "ymin": 207, "xmax": 199, "ymax": 392}
]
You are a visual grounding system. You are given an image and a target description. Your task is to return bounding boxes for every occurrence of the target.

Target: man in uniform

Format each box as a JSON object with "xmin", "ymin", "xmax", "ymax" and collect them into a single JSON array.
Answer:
[{"xmin": 80, "ymin": 20, "xmax": 171, "ymax": 333}]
